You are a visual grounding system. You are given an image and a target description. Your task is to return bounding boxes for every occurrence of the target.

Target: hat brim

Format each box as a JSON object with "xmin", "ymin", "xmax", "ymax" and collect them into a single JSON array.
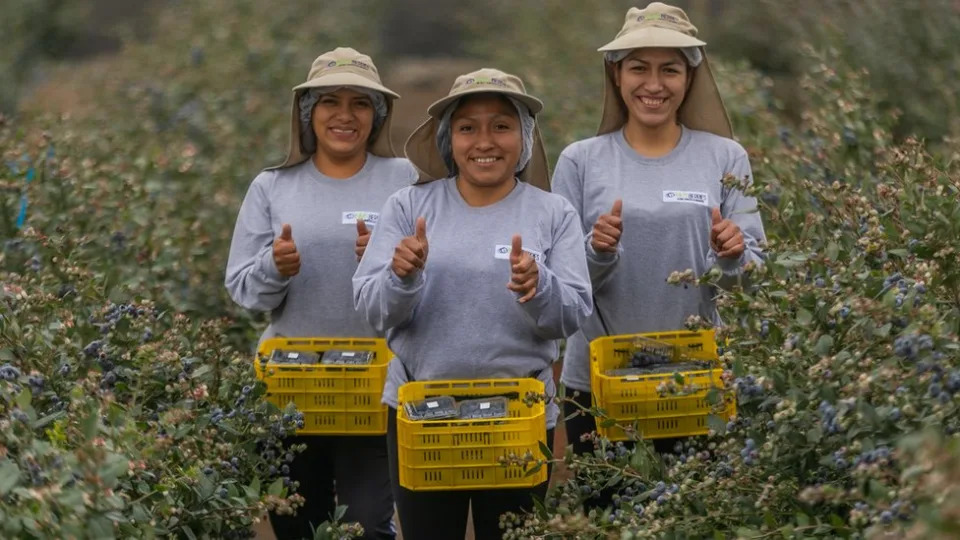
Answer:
[
  {"xmin": 426, "ymin": 89, "xmax": 543, "ymax": 119},
  {"xmin": 598, "ymin": 27, "xmax": 706, "ymax": 52},
  {"xmin": 404, "ymin": 116, "xmax": 551, "ymax": 191},
  {"xmin": 597, "ymin": 53, "xmax": 733, "ymax": 139},
  {"xmin": 269, "ymin": 82, "xmax": 400, "ymax": 170},
  {"xmin": 292, "ymin": 72, "xmax": 400, "ymax": 100}
]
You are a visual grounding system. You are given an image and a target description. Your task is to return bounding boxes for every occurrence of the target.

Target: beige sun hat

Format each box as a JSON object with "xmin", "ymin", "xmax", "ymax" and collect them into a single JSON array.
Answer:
[
  {"xmin": 597, "ymin": 2, "xmax": 733, "ymax": 139},
  {"xmin": 270, "ymin": 47, "xmax": 401, "ymax": 169},
  {"xmin": 403, "ymin": 68, "xmax": 551, "ymax": 191}
]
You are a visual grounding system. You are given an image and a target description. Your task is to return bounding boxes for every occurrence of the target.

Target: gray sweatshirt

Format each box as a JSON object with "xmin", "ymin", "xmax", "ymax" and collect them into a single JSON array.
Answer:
[
  {"xmin": 552, "ymin": 127, "xmax": 766, "ymax": 391},
  {"xmin": 352, "ymin": 178, "xmax": 593, "ymax": 428},
  {"xmin": 225, "ymin": 156, "xmax": 418, "ymax": 343}
]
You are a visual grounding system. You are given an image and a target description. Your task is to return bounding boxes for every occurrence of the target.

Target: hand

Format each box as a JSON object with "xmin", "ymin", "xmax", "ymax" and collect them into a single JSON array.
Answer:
[
  {"xmin": 272, "ymin": 223, "xmax": 301, "ymax": 277},
  {"xmin": 507, "ymin": 234, "xmax": 539, "ymax": 303},
  {"xmin": 355, "ymin": 219, "xmax": 371, "ymax": 261},
  {"xmin": 590, "ymin": 199, "xmax": 623, "ymax": 254},
  {"xmin": 710, "ymin": 207, "xmax": 744, "ymax": 259},
  {"xmin": 392, "ymin": 217, "xmax": 428, "ymax": 280}
]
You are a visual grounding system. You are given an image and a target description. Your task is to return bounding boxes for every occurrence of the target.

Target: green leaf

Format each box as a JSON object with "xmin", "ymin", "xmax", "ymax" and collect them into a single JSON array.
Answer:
[
  {"xmin": 796, "ymin": 308, "xmax": 813, "ymax": 325},
  {"xmin": 333, "ymin": 504, "xmax": 348, "ymax": 522},
  {"xmin": 99, "ymin": 453, "xmax": 130, "ymax": 488},
  {"xmin": 246, "ymin": 477, "xmax": 261, "ymax": 499},
  {"xmin": 268, "ymin": 477, "xmax": 284, "ymax": 497},
  {"xmin": 190, "ymin": 364, "xmax": 212, "ymax": 379},
  {"xmin": 0, "ymin": 461, "xmax": 21, "ymax": 496},
  {"xmin": 538, "ymin": 440, "xmax": 553, "ymax": 460},
  {"xmin": 86, "ymin": 516, "xmax": 115, "ymax": 540},
  {"xmin": 707, "ymin": 414, "xmax": 727, "ymax": 434},
  {"xmin": 31, "ymin": 410, "xmax": 66, "ymax": 429},
  {"xmin": 826, "ymin": 242, "xmax": 840, "ymax": 261},
  {"xmin": 15, "ymin": 388, "xmax": 32, "ymax": 409},
  {"xmin": 524, "ymin": 461, "xmax": 544, "ymax": 477},
  {"xmin": 182, "ymin": 525, "xmax": 197, "ymax": 540},
  {"xmin": 807, "ymin": 426, "xmax": 823, "ymax": 443},
  {"xmin": 814, "ymin": 334, "xmax": 834, "ymax": 355},
  {"xmin": 599, "ymin": 418, "xmax": 617, "ymax": 428}
]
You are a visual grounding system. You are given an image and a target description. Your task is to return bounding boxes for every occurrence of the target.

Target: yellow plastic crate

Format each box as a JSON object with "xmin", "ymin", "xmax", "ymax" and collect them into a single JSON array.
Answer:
[
  {"xmin": 396, "ymin": 379, "xmax": 547, "ymax": 491},
  {"xmin": 255, "ymin": 337, "xmax": 390, "ymax": 435},
  {"xmin": 589, "ymin": 330, "xmax": 735, "ymax": 441}
]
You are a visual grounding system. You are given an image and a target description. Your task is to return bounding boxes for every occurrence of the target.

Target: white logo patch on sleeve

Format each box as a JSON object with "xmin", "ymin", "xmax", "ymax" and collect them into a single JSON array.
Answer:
[
  {"xmin": 342, "ymin": 211, "xmax": 380, "ymax": 226},
  {"xmin": 494, "ymin": 245, "xmax": 543, "ymax": 262},
  {"xmin": 662, "ymin": 191, "xmax": 709, "ymax": 206}
]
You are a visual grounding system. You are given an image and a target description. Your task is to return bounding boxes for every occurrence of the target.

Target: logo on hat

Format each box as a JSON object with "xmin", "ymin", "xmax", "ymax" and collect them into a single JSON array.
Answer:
[
  {"xmin": 638, "ymin": 12, "xmax": 681, "ymax": 24},
  {"xmin": 464, "ymin": 77, "xmax": 508, "ymax": 88},
  {"xmin": 326, "ymin": 59, "xmax": 372, "ymax": 71}
]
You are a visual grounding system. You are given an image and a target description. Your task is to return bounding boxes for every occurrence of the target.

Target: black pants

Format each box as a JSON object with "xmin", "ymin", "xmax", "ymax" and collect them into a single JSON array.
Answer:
[
  {"xmin": 562, "ymin": 387, "xmax": 683, "ymax": 456},
  {"xmin": 270, "ymin": 434, "xmax": 395, "ymax": 540},
  {"xmin": 386, "ymin": 408, "xmax": 552, "ymax": 540}
]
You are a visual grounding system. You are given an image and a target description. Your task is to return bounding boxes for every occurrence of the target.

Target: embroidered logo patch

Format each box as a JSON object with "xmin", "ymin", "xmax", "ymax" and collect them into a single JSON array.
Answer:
[
  {"xmin": 342, "ymin": 211, "xmax": 379, "ymax": 225},
  {"xmin": 662, "ymin": 191, "xmax": 708, "ymax": 206},
  {"xmin": 494, "ymin": 245, "xmax": 543, "ymax": 262}
]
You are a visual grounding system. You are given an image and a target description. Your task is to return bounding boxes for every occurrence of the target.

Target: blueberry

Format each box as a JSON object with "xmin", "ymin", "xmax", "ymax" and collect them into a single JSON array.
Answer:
[
  {"xmin": 880, "ymin": 511, "xmax": 893, "ymax": 524},
  {"xmin": 83, "ymin": 341, "xmax": 102, "ymax": 358},
  {"xmin": 203, "ymin": 467, "xmax": 214, "ymax": 475},
  {"xmin": 218, "ymin": 487, "xmax": 228, "ymax": 499}
]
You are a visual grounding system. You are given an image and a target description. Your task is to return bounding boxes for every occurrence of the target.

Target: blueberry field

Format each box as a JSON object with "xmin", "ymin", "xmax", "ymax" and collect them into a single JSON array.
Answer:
[{"xmin": 2, "ymin": 1, "xmax": 960, "ymax": 538}]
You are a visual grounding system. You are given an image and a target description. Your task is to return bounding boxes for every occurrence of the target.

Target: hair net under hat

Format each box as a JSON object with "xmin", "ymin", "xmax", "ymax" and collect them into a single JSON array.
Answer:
[
  {"xmin": 434, "ymin": 96, "xmax": 535, "ymax": 177},
  {"xmin": 603, "ymin": 47, "xmax": 703, "ymax": 67},
  {"xmin": 297, "ymin": 86, "xmax": 388, "ymax": 154}
]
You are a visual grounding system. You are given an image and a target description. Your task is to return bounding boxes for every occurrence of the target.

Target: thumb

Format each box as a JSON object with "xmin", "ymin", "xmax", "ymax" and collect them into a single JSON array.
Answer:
[
  {"xmin": 611, "ymin": 199, "xmax": 623, "ymax": 218},
  {"xmin": 415, "ymin": 217, "xmax": 427, "ymax": 243},
  {"xmin": 356, "ymin": 218, "xmax": 369, "ymax": 236},
  {"xmin": 280, "ymin": 223, "xmax": 293, "ymax": 241},
  {"xmin": 711, "ymin": 207, "xmax": 723, "ymax": 226},
  {"xmin": 510, "ymin": 234, "xmax": 523, "ymax": 261}
]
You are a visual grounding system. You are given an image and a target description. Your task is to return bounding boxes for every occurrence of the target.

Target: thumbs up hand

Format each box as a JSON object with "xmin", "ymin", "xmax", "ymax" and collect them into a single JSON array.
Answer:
[
  {"xmin": 392, "ymin": 217, "xmax": 429, "ymax": 280},
  {"xmin": 710, "ymin": 207, "xmax": 744, "ymax": 259},
  {"xmin": 273, "ymin": 223, "xmax": 301, "ymax": 277},
  {"xmin": 590, "ymin": 199, "xmax": 623, "ymax": 254},
  {"xmin": 507, "ymin": 234, "xmax": 539, "ymax": 303},
  {"xmin": 355, "ymin": 218, "xmax": 371, "ymax": 261}
]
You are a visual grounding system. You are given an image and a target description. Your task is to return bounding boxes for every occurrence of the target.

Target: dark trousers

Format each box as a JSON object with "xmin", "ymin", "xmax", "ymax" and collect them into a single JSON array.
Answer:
[
  {"xmin": 386, "ymin": 408, "xmax": 553, "ymax": 540},
  {"xmin": 270, "ymin": 434, "xmax": 395, "ymax": 540}
]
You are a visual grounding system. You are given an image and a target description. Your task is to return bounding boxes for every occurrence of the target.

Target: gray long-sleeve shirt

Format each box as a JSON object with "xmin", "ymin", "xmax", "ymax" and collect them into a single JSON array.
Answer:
[
  {"xmin": 225, "ymin": 156, "xmax": 417, "ymax": 343},
  {"xmin": 352, "ymin": 178, "xmax": 593, "ymax": 428},
  {"xmin": 552, "ymin": 127, "xmax": 766, "ymax": 391}
]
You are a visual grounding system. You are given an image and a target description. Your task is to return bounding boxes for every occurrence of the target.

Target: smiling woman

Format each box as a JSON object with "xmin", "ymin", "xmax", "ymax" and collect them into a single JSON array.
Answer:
[
  {"xmin": 224, "ymin": 47, "xmax": 418, "ymax": 540},
  {"xmin": 309, "ymin": 88, "xmax": 376, "ymax": 175},
  {"xmin": 449, "ymin": 94, "xmax": 523, "ymax": 205},
  {"xmin": 550, "ymin": 1, "xmax": 768, "ymax": 463},
  {"xmin": 353, "ymin": 68, "xmax": 593, "ymax": 540}
]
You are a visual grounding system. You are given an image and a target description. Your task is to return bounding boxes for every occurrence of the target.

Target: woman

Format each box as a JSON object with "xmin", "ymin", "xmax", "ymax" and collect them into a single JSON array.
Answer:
[
  {"xmin": 225, "ymin": 47, "xmax": 416, "ymax": 540},
  {"xmin": 353, "ymin": 69, "xmax": 592, "ymax": 540},
  {"xmin": 552, "ymin": 2, "xmax": 767, "ymax": 455}
]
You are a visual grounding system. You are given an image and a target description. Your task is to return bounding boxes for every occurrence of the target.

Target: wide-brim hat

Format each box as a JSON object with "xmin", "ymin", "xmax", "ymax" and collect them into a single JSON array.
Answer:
[
  {"xmin": 270, "ymin": 47, "xmax": 401, "ymax": 169},
  {"xmin": 597, "ymin": 2, "xmax": 733, "ymax": 139},
  {"xmin": 403, "ymin": 68, "xmax": 551, "ymax": 191}
]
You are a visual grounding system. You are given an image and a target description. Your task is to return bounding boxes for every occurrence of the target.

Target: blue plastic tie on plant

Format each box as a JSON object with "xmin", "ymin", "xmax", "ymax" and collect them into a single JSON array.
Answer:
[{"xmin": 16, "ymin": 167, "xmax": 34, "ymax": 229}]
